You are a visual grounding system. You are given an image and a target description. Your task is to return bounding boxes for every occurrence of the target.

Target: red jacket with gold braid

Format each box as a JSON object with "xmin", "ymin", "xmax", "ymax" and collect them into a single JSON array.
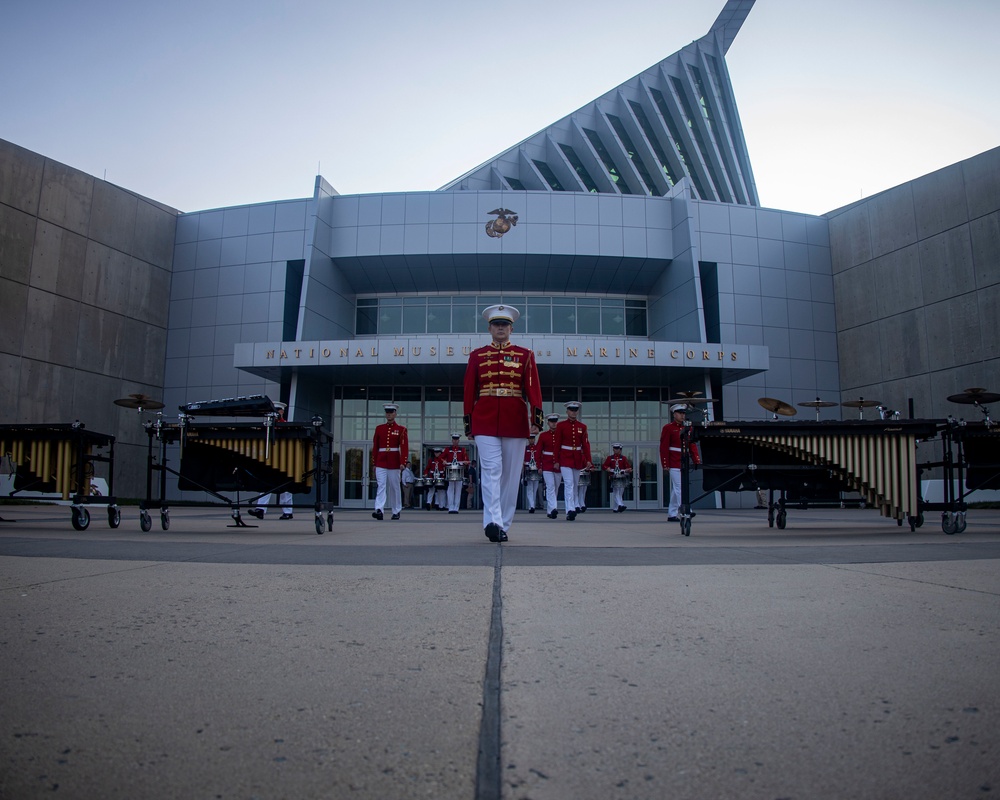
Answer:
[
  {"xmin": 659, "ymin": 422, "xmax": 701, "ymax": 469},
  {"xmin": 553, "ymin": 419, "xmax": 592, "ymax": 470},
  {"xmin": 602, "ymin": 453, "xmax": 632, "ymax": 474},
  {"xmin": 372, "ymin": 422, "xmax": 408, "ymax": 469},
  {"xmin": 463, "ymin": 341, "xmax": 544, "ymax": 438},
  {"xmin": 534, "ymin": 429, "xmax": 559, "ymax": 472}
]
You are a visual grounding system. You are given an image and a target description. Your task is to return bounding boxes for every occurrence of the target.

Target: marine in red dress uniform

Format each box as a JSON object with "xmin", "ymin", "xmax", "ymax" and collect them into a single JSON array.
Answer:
[
  {"xmin": 463, "ymin": 304, "xmax": 544, "ymax": 542},
  {"xmin": 602, "ymin": 444, "xmax": 633, "ymax": 513},
  {"xmin": 371, "ymin": 403, "xmax": 408, "ymax": 520},
  {"xmin": 443, "ymin": 434, "xmax": 470, "ymax": 513},
  {"xmin": 535, "ymin": 413, "xmax": 562, "ymax": 518},
  {"xmin": 553, "ymin": 401, "xmax": 592, "ymax": 520},
  {"xmin": 659, "ymin": 404, "xmax": 701, "ymax": 520}
]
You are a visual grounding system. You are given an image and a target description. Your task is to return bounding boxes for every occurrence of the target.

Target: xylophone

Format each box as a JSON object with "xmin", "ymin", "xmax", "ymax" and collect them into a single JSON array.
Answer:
[
  {"xmin": 682, "ymin": 419, "xmax": 942, "ymax": 535},
  {"xmin": 0, "ymin": 423, "xmax": 119, "ymax": 529},
  {"xmin": 142, "ymin": 417, "xmax": 334, "ymax": 533}
]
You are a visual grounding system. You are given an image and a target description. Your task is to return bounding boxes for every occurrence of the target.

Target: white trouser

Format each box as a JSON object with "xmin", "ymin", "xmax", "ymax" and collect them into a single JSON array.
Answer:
[
  {"xmin": 256, "ymin": 492, "xmax": 293, "ymax": 514},
  {"xmin": 447, "ymin": 481, "xmax": 463, "ymax": 511},
  {"xmin": 543, "ymin": 470, "xmax": 562, "ymax": 514},
  {"xmin": 560, "ymin": 466, "xmax": 579, "ymax": 515},
  {"xmin": 525, "ymin": 478, "xmax": 540, "ymax": 509},
  {"xmin": 434, "ymin": 487, "xmax": 447, "ymax": 507},
  {"xmin": 375, "ymin": 466, "xmax": 402, "ymax": 514},
  {"xmin": 477, "ymin": 435, "xmax": 525, "ymax": 532},
  {"xmin": 577, "ymin": 479, "xmax": 587, "ymax": 509},
  {"xmin": 667, "ymin": 467, "xmax": 682, "ymax": 516},
  {"xmin": 610, "ymin": 479, "xmax": 625, "ymax": 509}
]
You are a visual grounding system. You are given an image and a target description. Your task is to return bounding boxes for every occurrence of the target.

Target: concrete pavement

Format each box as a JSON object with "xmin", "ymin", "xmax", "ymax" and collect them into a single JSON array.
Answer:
[{"xmin": 2, "ymin": 504, "xmax": 998, "ymax": 799}]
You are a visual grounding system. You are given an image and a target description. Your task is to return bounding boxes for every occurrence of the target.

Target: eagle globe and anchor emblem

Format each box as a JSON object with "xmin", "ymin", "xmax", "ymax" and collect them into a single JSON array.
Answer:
[{"xmin": 485, "ymin": 208, "xmax": 518, "ymax": 238}]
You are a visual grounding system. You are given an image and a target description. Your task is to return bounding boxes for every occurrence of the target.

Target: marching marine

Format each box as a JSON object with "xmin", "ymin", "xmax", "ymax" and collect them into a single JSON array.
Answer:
[
  {"xmin": 602, "ymin": 443, "xmax": 633, "ymax": 513},
  {"xmin": 535, "ymin": 413, "xmax": 562, "ymax": 518},
  {"xmin": 463, "ymin": 304, "xmax": 544, "ymax": 542},
  {"xmin": 443, "ymin": 433, "xmax": 470, "ymax": 514},
  {"xmin": 371, "ymin": 403, "xmax": 408, "ymax": 520},
  {"xmin": 553, "ymin": 401, "xmax": 592, "ymax": 521}
]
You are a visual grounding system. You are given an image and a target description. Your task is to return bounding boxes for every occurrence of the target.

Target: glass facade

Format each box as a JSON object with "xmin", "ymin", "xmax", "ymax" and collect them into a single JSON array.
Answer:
[{"xmin": 355, "ymin": 296, "xmax": 647, "ymax": 337}]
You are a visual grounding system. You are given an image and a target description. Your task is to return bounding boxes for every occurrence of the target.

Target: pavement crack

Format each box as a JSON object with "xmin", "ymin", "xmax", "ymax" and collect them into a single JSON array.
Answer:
[{"xmin": 475, "ymin": 543, "xmax": 504, "ymax": 800}]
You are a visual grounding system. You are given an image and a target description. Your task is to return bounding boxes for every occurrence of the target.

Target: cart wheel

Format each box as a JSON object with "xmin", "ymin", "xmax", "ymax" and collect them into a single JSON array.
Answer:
[
  {"xmin": 140, "ymin": 510, "xmax": 152, "ymax": 532},
  {"xmin": 767, "ymin": 508, "xmax": 775, "ymax": 528},
  {"xmin": 955, "ymin": 512, "xmax": 967, "ymax": 534},
  {"xmin": 108, "ymin": 506, "xmax": 121, "ymax": 529},
  {"xmin": 327, "ymin": 512, "xmax": 333, "ymax": 532},
  {"xmin": 315, "ymin": 516, "xmax": 324, "ymax": 535},
  {"xmin": 897, "ymin": 518, "xmax": 903, "ymax": 527},
  {"xmin": 942, "ymin": 512, "xmax": 957, "ymax": 535},
  {"xmin": 160, "ymin": 509, "xmax": 170, "ymax": 531},
  {"xmin": 71, "ymin": 507, "xmax": 91, "ymax": 531},
  {"xmin": 914, "ymin": 512, "xmax": 924, "ymax": 529},
  {"xmin": 681, "ymin": 517, "xmax": 691, "ymax": 536},
  {"xmin": 776, "ymin": 508, "xmax": 787, "ymax": 530}
]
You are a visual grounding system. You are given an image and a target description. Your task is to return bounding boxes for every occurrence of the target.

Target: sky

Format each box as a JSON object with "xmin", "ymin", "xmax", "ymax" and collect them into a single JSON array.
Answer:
[{"xmin": 3, "ymin": 0, "xmax": 998, "ymax": 216}]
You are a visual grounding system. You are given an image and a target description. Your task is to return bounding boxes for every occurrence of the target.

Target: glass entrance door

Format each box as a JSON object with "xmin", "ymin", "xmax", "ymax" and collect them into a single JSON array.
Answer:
[
  {"xmin": 633, "ymin": 445, "xmax": 660, "ymax": 510},
  {"xmin": 342, "ymin": 443, "xmax": 375, "ymax": 508}
]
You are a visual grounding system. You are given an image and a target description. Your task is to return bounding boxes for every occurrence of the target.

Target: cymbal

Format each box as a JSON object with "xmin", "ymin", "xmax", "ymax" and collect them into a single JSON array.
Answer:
[
  {"xmin": 798, "ymin": 398, "xmax": 837, "ymax": 408},
  {"xmin": 758, "ymin": 397, "xmax": 797, "ymax": 416},
  {"xmin": 673, "ymin": 390, "xmax": 705, "ymax": 398},
  {"xmin": 948, "ymin": 391, "xmax": 1000, "ymax": 405},
  {"xmin": 841, "ymin": 399, "xmax": 880, "ymax": 409},
  {"xmin": 114, "ymin": 393, "xmax": 165, "ymax": 410},
  {"xmin": 963, "ymin": 387, "xmax": 989, "ymax": 395},
  {"xmin": 666, "ymin": 397, "xmax": 718, "ymax": 404}
]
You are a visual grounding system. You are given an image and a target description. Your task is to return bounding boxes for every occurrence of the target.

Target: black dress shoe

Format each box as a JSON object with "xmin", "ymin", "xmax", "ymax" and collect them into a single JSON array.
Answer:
[
  {"xmin": 248, "ymin": 508, "xmax": 264, "ymax": 519},
  {"xmin": 528, "ymin": 508, "xmax": 535, "ymax": 514},
  {"xmin": 567, "ymin": 510, "xmax": 577, "ymax": 521},
  {"xmin": 498, "ymin": 530, "xmax": 508, "ymax": 542},
  {"xmin": 580, "ymin": 506, "xmax": 587, "ymax": 513},
  {"xmin": 619, "ymin": 505, "xmax": 627, "ymax": 512},
  {"xmin": 279, "ymin": 513, "xmax": 293, "ymax": 520},
  {"xmin": 373, "ymin": 509, "xmax": 384, "ymax": 520},
  {"xmin": 391, "ymin": 513, "xmax": 400, "ymax": 520},
  {"xmin": 547, "ymin": 510, "xmax": 557, "ymax": 519},
  {"xmin": 667, "ymin": 516, "xmax": 679, "ymax": 522},
  {"xmin": 484, "ymin": 522, "xmax": 501, "ymax": 542}
]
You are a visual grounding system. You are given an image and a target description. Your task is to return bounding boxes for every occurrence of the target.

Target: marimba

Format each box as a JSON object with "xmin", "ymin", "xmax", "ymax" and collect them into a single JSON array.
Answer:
[
  {"xmin": 682, "ymin": 420, "xmax": 942, "ymax": 534},
  {"xmin": 0, "ymin": 423, "xmax": 119, "ymax": 530},
  {"xmin": 142, "ymin": 418, "xmax": 334, "ymax": 533}
]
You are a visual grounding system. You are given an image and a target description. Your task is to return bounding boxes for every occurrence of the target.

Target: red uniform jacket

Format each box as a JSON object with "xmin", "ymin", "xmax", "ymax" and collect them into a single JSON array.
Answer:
[
  {"xmin": 553, "ymin": 420, "xmax": 592, "ymax": 470},
  {"xmin": 602, "ymin": 454, "xmax": 632, "ymax": 474},
  {"xmin": 443, "ymin": 445, "xmax": 469, "ymax": 465},
  {"xmin": 463, "ymin": 341, "xmax": 544, "ymax": 438},
  {"xmin": 523, "ymin": 445, "xmax": 539, "ymax": 472},
  {"xmin": 659, "ymin": 422, "xmax": 701, "ymax": 469},
  {"xmin": 424, "ymin": 455, "xmax": 446, "ymax": 478},
  {"xmin": 535, "ymin": 430, "xmax": 559, "ymax": 472},
  {"xmin": 372, "ymin": 422, "xmax": 408, "ymax": 469}
]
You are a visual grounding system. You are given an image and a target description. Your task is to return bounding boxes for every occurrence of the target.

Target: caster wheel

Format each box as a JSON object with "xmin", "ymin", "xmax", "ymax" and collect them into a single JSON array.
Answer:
[
  {"xmin": 955, "ymin": 512, "xmax": 967, "ymax": 534},
  {"xmin": 108, "ymin": 506, "xmax": 121, "ymax": 528},
  {"xmin": 140, "ymin": 510, "xmax": 152, "ymax": 532},
  {"xmin": 71, "ymin": 507, "xmax": 91, "ymax": 531},
  {"xmin": 942, "ymin": 512, "xmax": 957, "ymax": 535},
  {"xmin": 160, "ymin": 509, "xmax": 170, "ymax": 530},
  {"xmin": 327, "ymin": 513, "xmax": 334, "ymax": 532},
  {"xmin": 776, "ymin": 509, "xmax": 787, "ymax": 530}
]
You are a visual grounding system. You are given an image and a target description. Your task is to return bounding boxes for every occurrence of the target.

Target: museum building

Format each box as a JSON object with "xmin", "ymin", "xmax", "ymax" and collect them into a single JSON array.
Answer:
[{"xmin": 1, "ymin": 0, "xmax": 997, "ymax": 507}]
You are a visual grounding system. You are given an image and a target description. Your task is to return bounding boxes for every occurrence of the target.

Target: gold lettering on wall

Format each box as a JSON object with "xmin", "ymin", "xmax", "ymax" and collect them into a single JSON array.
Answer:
[
  {"xmin": 266, "ymin": 350, "xmax": 275, "ymax": 359},
  {"xmin": 567, "ymin": 347, "xmax": 577, "ymax": 357}
]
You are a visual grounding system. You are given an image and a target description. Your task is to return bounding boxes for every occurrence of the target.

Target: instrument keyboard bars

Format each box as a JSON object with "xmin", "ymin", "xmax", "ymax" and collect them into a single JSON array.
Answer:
[{"xmin": 694, "ymin": 420, "xmax": 941, "ymax": 522}]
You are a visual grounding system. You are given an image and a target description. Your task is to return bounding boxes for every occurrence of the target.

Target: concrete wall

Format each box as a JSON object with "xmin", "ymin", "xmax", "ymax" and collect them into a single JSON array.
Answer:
[
  {"xmin": 0, "ymin": 138, "xmax": 177, "ymax": 498},
  {"xmin": 829, "ymin": 146, "xmax": 1000, "ymax": 420}
]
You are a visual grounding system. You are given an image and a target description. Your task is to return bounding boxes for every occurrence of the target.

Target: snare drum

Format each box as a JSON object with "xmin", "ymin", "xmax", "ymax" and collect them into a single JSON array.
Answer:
[
  {"xmin": 446, "ymin": 464, "xmax": 465, "ymax": 482},
  {"xmin": 434, "ymin": 475, "xmax": 447, "ymax": 489},
  {"xmin": 578, "ymin": 470, "xmax": 591, "ymax": 487},
  {"xmin": 524, "ymin": 468, "xmax": 540, "ymax": 482},
  {"xmin": 414, "ymin": 476, "xmax": 427, "ymax": 489}
]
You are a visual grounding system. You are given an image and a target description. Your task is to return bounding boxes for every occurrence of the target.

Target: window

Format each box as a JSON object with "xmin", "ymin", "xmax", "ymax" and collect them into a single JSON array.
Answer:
[
  {"xmin": 607, "ymin": 115, "xmax": 657, "ymax": 195},
  {"xmin": 355, "ymin": 296, "xmax": 647, "ymax": 336},
  {"xmin": 628, "ymin": 101, "xmax": 676, "ymax": 188},
  {"xmin": 583, "ymin": 128, "xmax": 633, "ymax": 195},
  {"xmin": 559, "ymin": 144, "xmax": 600, "ymax": 193},
  {"xmin": 532, "ymin": 160, "xmax": 565, "ymax": 191}
]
